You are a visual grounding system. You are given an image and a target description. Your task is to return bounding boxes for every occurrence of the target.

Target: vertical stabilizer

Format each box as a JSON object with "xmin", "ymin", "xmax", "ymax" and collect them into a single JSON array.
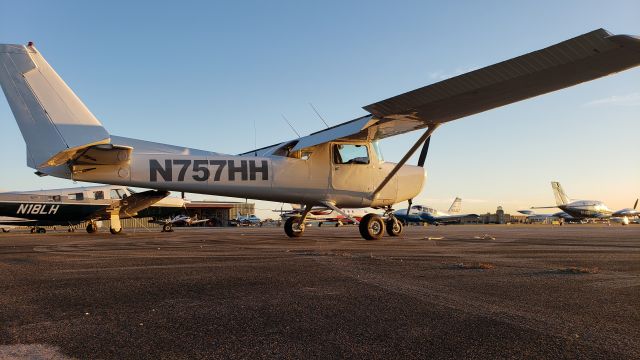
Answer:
[
  {"xmin": 551, "ymin": 182, "xmax": 569, "ymax": 206},
  {"xmin": 448, "ymin": 197, "xmax": 462, "ymax": 213},
  {"xmin": 0, "ymin": 43, "xmax": 110, "ymax": 168}
]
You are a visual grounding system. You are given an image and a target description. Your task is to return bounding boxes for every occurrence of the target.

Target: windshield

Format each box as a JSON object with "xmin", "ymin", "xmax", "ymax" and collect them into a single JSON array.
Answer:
[{"xmin": 372, "ymin": 141, "xmax": 384, "ymax": 162}]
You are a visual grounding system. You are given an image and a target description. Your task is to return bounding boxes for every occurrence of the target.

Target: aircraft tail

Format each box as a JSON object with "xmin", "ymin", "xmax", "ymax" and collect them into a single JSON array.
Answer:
[
  {"xmin": 0, "ymin": 43, "xmax": 111, "ymax": 169},
  {"xmin": 551, "ymin": 181, "xmax": 570, "ymax": 206},
  {"xmin": 447, "ymin": 197, "xmax": 462, "ymax": 213}
]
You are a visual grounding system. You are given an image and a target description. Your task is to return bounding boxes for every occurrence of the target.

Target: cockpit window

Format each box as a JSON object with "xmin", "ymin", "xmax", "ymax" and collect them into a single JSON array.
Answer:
[
  {"xmin": 94, "ymin": 191, "xmax": 104, "ymax": 200},
  {"xmin": 333, "ymin": 144, "xmax": 369, "ymax": 165},
  {"xmin": 68, "ymin": 193, "xmax": 84, "ymax": 201},
  {"xmin": 110, "ymin": 189, "xmax": 122, "ymax": 199}
]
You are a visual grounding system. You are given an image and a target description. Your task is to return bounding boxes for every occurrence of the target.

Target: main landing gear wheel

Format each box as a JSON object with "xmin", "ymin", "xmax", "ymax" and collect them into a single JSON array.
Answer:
[
  {"xmin": 359, "ymin": 214, "xmax": 385, "ymax": 240},
  {"xmin": 162, "ymin": 224, "xmax": 173, "ymax": 232},
  {"xmin": 109, "ymin": 227, "xmax": 122, "ymax": 235},
  {"xmin": 284, "ymin": 217, "xmax": 305, "ymax": 238},
  {"xmin": 386, "ymin": 218, "xmax": 403, "ymax": 237},
  {"xmin": 86, "ymin": 222, "xmax": 98, "ymax": 234}
]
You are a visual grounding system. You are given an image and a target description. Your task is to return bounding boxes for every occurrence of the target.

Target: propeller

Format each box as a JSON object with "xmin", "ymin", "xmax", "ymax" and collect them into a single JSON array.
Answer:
[
  {"xmin": 417, "ymin": 136, "xmax": 431, "ymax": 168},
  {"xmin": 407, "ymin": 135, "xmax": 433, "ymax": 216}
]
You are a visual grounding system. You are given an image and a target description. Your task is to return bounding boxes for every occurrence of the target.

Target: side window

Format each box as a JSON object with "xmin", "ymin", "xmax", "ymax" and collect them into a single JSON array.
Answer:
[
  {"xmin": 94, "ymin": 191, "xmax": 104, "ymax": 200},
  {"xmin": 333, "ymin": 144, "xmax": 369, "ymax": 165},
  {"xmin": 68, "ymin": 193, "xmax": 84, "ymax": 201},
  {"xmin": 110, "ymin": 189, "xmax": 122, "ymax": 199}
]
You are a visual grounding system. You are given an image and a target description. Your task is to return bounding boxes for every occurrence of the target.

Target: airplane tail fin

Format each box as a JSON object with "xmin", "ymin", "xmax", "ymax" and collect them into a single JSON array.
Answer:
[
  {"xmin": 634, "ymin": 198, "xmax": 638, "ymax": 210},
  {"xmin": 0, "ymin": 43, "xmax": 111, "ymax": 169},
  {"xmin": 448, "ymin": 197, "xmax": 462, "ymax": 213},
  {"xmin": 551, "ymin": 181, "xmax": 569, "ymax": 206}
]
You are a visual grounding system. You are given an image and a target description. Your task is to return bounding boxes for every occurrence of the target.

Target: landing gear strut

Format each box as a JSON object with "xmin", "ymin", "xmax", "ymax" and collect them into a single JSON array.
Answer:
[
  {"xmin": 358, "ymin": 207, "xmax": 402, "ymax": 240},
  {"xmin": 31, "ymin": 227, "xmax": 46, "ymax": 234}
]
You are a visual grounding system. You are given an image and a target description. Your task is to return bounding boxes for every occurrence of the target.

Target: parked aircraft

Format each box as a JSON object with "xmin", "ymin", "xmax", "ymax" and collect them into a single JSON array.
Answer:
[
  {"xmin": 394, "ymin": 198, "xmax": 479, "ymax": 225},
  {"xmin": 1, "ymin": 29, "xmax": 639, "ymax": 239},
  {"xmin": 0, "ymin": 185, "xmax": 183, "ymax": 233},
  {"xmin": 533, "ymin": 182, "xmax": 615, "ymax": 220},
  {"xmin": 612, "ymin": 199, "xmax": 639, "ymax": 218},
  {"xmin": 151, "ymin": 214, "xmax": 209, "ymax": 232},
  {"xmin": 532, "ymin": 182, "xmax": 639, "ymax": 223}
]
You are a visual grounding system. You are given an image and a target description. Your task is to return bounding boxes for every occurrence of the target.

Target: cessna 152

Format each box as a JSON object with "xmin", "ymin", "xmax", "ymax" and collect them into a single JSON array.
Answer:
[
  {"xmin": 1, "ymin": 29, "xmax": 639, "ymax": 239},
  {"xmin": 0, "ymin": 185, "xmax": 183, "ymax": 233}
]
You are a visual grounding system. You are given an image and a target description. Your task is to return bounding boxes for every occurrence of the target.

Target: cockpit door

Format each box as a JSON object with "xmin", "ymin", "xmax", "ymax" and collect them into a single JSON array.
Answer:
[{"xmin": 330, "ymin": 143, "xmax": 374, "ymax": 191}]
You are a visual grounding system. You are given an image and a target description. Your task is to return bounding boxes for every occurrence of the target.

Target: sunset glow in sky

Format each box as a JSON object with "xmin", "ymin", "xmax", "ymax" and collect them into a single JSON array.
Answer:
[{"xmin": 1, "ymin": 1, "xmax": 638, "ymax": 218}]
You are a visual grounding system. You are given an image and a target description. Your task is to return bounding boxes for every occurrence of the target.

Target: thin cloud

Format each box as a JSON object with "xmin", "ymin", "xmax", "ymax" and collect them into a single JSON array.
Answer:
[
  {"xmin": 428, "ymin": 66, "xmax": 479, "ymax": 81},
  {"xmin": 584, "ymin": 92, "xmax": 640, "ymax": 107}
]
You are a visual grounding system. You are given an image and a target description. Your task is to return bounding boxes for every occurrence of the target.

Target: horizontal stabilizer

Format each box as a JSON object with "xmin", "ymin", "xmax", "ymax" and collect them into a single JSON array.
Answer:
[
  {"xmin": 0, "ymin": 43, "xmax": 110, "ymax": 168},
  {"xmin": 363, "ymin": 29, "xmax": 640, "ymax": 125}
]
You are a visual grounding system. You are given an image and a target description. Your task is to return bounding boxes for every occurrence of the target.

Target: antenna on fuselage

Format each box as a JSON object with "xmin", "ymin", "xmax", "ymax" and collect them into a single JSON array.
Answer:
[
  {"xmin": 281, "ymin": 114, "xmax": 301, "ymax": 138},
  {"xmin": 309, "ymin": 102, "xmax": 329, "ymax": 128}
]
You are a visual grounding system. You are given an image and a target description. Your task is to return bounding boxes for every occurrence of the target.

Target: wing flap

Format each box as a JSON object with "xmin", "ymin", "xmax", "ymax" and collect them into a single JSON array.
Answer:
[{"xmin": 363, "ymin": 29, "xmax": 640, "ymax": 124}]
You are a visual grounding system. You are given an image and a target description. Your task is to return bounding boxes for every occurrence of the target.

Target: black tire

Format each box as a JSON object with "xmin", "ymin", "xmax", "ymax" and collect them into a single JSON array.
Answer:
[
  {"xmin": 37, "ymin": 228, "xmax": 46, "ymax": 234},
  {"xmin": 359, "ymin": 214, "xmax": 385, "ymax": 240},
  {"xmin": 386, "ymin": 218, "xmax": 403, "ymax": 237},
  {"xmin": 110, "ymin": 227, "xmax": 122, "ymax": 235},
  {"xmin": 86, "ymin": 223, "xmax": 98, "ymax": 234},
  {"xmin": 162, "ymin": 224, "xmax": 173, "ymax": 232},
  {"xmin": 284, "ymin": 217, "xmax": 304, "ymax": 238},
  {"xmin": 30, "ymin": 228, "xmax": 35, "ymax": 234}
]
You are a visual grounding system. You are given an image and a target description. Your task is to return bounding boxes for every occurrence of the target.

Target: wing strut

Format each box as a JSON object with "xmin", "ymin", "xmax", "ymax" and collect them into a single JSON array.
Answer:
[{"xmin": 371, "ymin": 124, "xmax": 440, "ymax": 199}]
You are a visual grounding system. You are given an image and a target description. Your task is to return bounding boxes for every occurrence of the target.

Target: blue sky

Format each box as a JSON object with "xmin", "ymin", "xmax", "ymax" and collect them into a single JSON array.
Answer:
[{"xmin": 1, "ymin": 0, "xmax": 639, "ymax": 218}]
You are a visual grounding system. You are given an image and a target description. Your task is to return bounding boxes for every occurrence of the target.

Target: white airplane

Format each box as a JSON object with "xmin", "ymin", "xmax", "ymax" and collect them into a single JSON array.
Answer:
[
  {"xmin": 1, "ymin": 29, "xmax": 639, "ymax": 240},
  {"xmin": 394, "ymin": 197, "xmax": 479, "ymax": 225},
  {"xmin": 533, "ymin": 182, "xmax": 616, "ymax": 220},
  {"xmin": 151, "ymin": 214, "xmax": 210, "ymax": 232},
  {"xmin": 0, "ymin": 185, "xmax": 184, "ymax": 233}
]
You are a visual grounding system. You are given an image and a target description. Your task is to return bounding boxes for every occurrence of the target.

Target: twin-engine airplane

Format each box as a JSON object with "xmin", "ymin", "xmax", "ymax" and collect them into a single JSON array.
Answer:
[
  {"xmin": 394, "ymin": 198, "xmax": 480, "ymax": 225},
  {"xmin": 533, "ymin": 181, "xmax": 639, "ymax": 223},
  {"xmin": 0, "ymin": 185, "xmax": 183, "ymax": 233},
  {"xmin": 1, "ymin": 29, "xmax": 639, "ymax": 240}
]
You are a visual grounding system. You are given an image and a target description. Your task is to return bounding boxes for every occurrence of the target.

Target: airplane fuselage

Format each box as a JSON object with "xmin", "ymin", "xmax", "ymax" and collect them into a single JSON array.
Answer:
[{"xmin": 64, "ymin": 140, "xmax": 426, "ymax": 209}]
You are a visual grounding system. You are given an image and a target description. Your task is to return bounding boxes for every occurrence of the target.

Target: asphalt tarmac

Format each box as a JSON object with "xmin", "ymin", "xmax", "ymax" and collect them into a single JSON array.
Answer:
[{"xmin": 0, "ymin": 224, "xmax": 638, "ymax": 359}]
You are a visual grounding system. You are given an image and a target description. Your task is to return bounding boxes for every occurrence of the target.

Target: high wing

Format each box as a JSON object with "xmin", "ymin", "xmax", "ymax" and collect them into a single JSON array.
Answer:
[{"xmin": 242, "ymin": 28, "xmax": 640, "ymax": 154}]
